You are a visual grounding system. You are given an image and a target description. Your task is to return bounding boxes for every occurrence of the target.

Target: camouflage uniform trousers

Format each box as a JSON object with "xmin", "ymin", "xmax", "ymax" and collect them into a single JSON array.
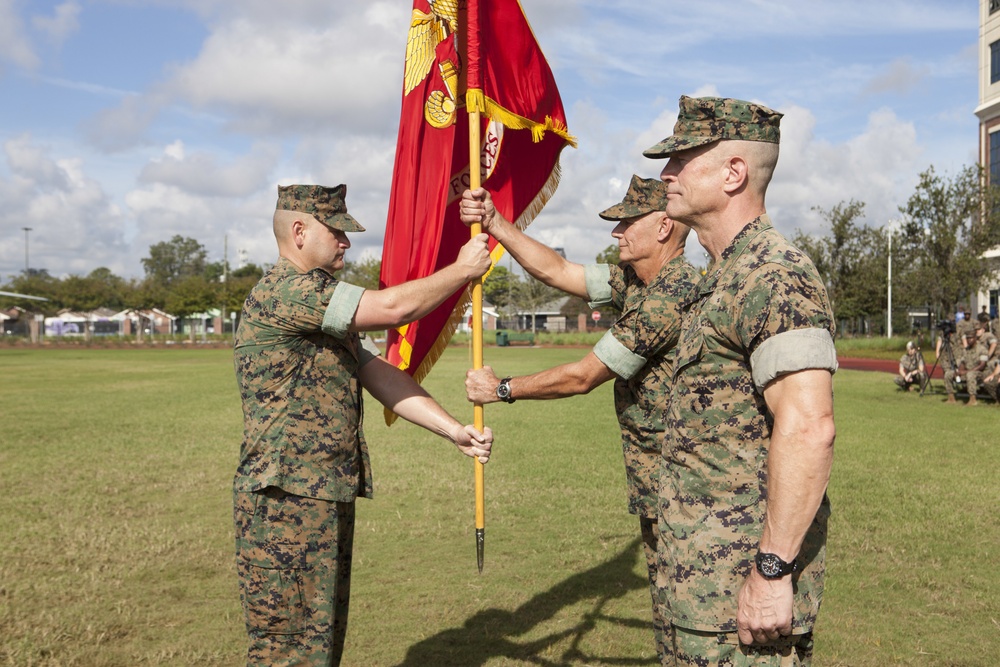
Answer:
[
  {"xmin": 639, "ymin": 516, "xmax": 666, "ymax": 659},
  {"xmin": 657, "ymin": 625, "xmax": 813, "ymax": 667},
  {"xmin": 965, "ymin": 369, "xmax": 987, "ymax": 398},
  {"xmin": 946, "ymin": 368, "xmax": 987, "ymax": 398},
  {"xmin": 943, "ymin": 368, "xmax": 962, "ymax": 397},
  {"xmin": 893, "ymin": 372, "xmax": 926, "ymax": 391},
  {"xmin": 234, "ymin": 487, "xmax": 355, "ymax": 667}
]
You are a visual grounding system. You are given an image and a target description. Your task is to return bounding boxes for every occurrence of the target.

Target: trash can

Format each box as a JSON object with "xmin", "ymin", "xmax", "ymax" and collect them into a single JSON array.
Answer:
[{"xmin": 495, "ymin": 331, "xmax": 509, "ymax": 347}]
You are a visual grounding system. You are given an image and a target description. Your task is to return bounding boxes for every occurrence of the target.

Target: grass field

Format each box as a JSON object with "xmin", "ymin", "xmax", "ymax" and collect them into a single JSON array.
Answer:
[{"xmin": 0, "ymin": 346, "xmax": 997, "ymax": 666}]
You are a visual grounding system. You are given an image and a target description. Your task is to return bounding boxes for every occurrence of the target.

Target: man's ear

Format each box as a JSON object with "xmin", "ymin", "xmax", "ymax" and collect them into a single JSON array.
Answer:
[
  {"xmin": 657, "ymin": 213, "xmax": 673, "ymax": 242},
  {"xmin": 722, "ymin": 155, "xmax": 749, "ymax": 194},
  {"xmin": 291, "ymin": 218, "xmax": 308, "ymax": 248}
]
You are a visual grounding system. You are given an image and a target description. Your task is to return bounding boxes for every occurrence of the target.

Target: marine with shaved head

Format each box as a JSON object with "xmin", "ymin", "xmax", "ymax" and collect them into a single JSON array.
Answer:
[
  {"xmin": 645, "ymin": 97, "xmax": 837, "ymax": 666},
  {"xmin": 233, "ymin": 183, "xmax": 493, "ymax": 666}
]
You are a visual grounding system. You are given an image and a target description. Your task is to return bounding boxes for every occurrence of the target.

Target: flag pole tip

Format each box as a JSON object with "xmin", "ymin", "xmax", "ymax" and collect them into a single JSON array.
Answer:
[{"xmin": 476, "ymin": 528, "xmax": 485, "ymax": 574}]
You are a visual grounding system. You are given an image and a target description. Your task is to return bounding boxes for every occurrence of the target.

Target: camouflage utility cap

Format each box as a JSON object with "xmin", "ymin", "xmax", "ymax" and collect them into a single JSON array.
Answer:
[
  {"xmin": 276, "ymin": 184, "xmax": 365, "ymax": 232},
  {"xmin": 643, "ymin": 95, "xmax": 783, "ymax": 159},
  {"xmin": 598, "ymin": 175, "xmax": 669, "ymax": 221}
]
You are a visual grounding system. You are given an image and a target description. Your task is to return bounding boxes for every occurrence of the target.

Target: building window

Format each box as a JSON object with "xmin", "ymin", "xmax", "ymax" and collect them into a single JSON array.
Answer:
[
  {"xmin": 990, "ymin": 131, "xmax": 1000, "ymax": 186},
  {"xmin": 993, "ymin": 41, "xmax": 1000, "ymax": 84},
  {"xmin": 992, "ymin": 0, "xmax": 1000, "ymax": 14}
]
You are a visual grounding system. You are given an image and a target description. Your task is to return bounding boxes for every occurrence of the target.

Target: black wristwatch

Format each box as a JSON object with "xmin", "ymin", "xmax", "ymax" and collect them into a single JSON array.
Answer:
[
  {"xmin": 496, "ymin": 377, "xmax": 515, "ymax": 403},
  {"xmin": 754, "ymin": 552, "xmax": 798, "ymax": 580}
]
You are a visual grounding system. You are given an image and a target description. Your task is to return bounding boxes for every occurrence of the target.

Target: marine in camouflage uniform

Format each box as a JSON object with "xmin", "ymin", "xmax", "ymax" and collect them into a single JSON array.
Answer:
[
  {"xmin": 234, "ymin": 184, "xmax": 493, "ymax": 666},
  {"xmin": 645, "ymin": 96, "xmax": 837, "ymax": 666},
  {"xmin": 461, "ymin": 175, "xmax": 697, "ymax": 660},
  {"xmin": 981, "ymin": 344, "xmax": 1000, "ymax": 403},
  {"xmin": 975, "ymin": 320, "xmax": 998, "ymax": 371},
  {"xmin": 894, "ymin": 341, "xmax": 927, "ymax": 391},
  {"xmin": 945, "ymin": 326, "xmax": 991, "ymax": 406}
]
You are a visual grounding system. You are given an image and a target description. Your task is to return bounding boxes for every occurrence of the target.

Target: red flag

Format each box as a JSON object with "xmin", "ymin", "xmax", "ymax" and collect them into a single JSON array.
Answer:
[{"xmin": 380, "ymin": 0, "xmax": 574, "ymax": 399}]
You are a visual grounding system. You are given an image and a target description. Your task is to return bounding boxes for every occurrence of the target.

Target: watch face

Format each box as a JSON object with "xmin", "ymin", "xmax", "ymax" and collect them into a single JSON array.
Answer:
[
  {"xmin": 758, "ymin": 554, "xmax": 782, "ymax": 577},
  {"xmin": 496, "ymin": 381, "xmax": 510, "ymax": 400},
  {"xmin": 755, "ymin": 552, "xmax": 792, "ymax": 579}
]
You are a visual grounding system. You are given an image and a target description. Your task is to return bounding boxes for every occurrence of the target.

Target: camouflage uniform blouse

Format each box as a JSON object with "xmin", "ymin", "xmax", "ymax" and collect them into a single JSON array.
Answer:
[
  {"xmin": 234, "ymin": 258, "xmax": 379, "ymax": 502},
  {"xmin": 660, "ymin": 216, "xmax": 837, "ymax": 633},
  {"xmin": 584, "ymin": 256, "xmax": 698, "ymax": 519},
  {"xmin": 899, "ymin": 352, "xmax": 922, "ymax": 375}
]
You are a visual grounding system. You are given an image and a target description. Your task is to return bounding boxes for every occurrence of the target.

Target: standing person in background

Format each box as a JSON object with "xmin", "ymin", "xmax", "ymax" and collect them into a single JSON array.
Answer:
[
  {"xmin": 645, "ymin": 95, "xmax": 837, "ymax": 666},
  {"xmin": 461, "ymin": 175, "xmax": 697, "ymax": 660},
  {"xmin": 233, "ymin": 184, "xmax": 494, "ymax": 666}
]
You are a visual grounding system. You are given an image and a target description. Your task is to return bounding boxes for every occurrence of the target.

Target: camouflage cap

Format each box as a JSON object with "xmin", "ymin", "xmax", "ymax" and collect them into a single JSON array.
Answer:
[
  {"xmin": 643, "ymin": 95, "xmax": 783, "ymax": 159},
  {"xmin": 598, "ymin": 175, "xmax": 669, "ymax": 221},
  {"xmin": 275, "ymin": 183, "xmax": 365, "ymax": 232}
]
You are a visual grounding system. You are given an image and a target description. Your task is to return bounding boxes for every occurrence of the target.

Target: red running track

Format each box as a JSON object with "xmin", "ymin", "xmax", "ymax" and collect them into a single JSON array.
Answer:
[{"xmin": 838, "ymin": 357, "xmax": 944, "ymax": 378}]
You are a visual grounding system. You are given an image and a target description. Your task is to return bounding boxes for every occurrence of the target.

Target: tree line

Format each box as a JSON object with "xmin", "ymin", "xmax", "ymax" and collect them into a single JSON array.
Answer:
[
  {"xmin": 792, "ymin": 165, "xmax": 1000, "ymax": 336},
  {"xmin": 2, "ymin": 236, "xmax": 264, "ymax": 320},
  {"xmin": 0, "ymin": 234, "xmax": 603, "ymax": 330},
  {"xmin": 8, "ymin": 163, "xmax": 996, "ymax": 335}
]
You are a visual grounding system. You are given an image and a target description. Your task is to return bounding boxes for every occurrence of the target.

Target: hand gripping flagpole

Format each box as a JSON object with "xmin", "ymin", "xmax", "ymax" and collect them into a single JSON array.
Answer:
[{"xmin": 466, "ymin": 0, "xmax": 486, "ymax": 574}]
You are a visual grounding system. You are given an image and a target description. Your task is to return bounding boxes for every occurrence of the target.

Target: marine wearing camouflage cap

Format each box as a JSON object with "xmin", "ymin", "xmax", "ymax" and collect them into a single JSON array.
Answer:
[
  {"xmin": 643, "ymin": 95, "xmax": 783, "ymax": 159},
  {"xmin": 276, "ymin": 183, "xmax": 365, "ymax": 232},
  {"xmin": 598, "ymin": 175, "xmax": 669, "ymax": 221}
]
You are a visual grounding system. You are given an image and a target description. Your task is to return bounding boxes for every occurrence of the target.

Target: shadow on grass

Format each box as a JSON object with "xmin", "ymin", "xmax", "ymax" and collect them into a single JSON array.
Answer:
[{"xmin": 394, "ymin": 537, "xmax": 655, "ymax": 667}]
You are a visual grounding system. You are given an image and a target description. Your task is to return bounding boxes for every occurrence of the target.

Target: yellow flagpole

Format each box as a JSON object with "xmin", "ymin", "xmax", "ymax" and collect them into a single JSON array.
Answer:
[{"xmin": 468, "ymin": 107, "xmax": 486, "ymax": 573}]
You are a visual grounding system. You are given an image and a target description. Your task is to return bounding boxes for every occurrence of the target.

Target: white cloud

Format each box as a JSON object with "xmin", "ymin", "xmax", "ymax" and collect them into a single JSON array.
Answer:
[
  {"xmin": 83, "ymin": 94, "xmax": 165, "ymax": 152},
  {"xmin": 768, "ymin": 105, "xmax": 922, "ymax": 236},
  {"xmin": 0, "ymin": 0, "xmax": 40, "ymax": 70},
  {"xmin": 161, "ymin": 13, "xmax": 405, "ymax": 136},
  {"xmin": 0, "ymin": 135, "xmax": 127, "ymax": 279},
  {"xmin": 138, "ymin": 140, "xmax": 280, "ymax": 197},
  {"xmin": 864, "ymin": 57, "xmax": 929, "ymax": 96},
  {"xmin": 32, "ymin": 1, "xmax": 81, "ymax": 46}
]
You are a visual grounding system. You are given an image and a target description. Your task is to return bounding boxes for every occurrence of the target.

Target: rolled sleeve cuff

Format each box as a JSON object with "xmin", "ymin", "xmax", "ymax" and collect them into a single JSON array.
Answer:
[
  {"xmin": 322, "ymin": 282, "xmax": 365, "ymax": 339},
  {"xmin": 593, "ymin": 330, "xmax": 646, "ymax": 380},
  {"xmin": 750, "ymin": 328, "xmax": 838, "ymax": 392},
  {"xmin": 585, "ymin": 264, "xmax": 612, "ymax": 307},
  {"xmin": 358, "ymin": 335, "xmax": 381, "ymax": 367}
]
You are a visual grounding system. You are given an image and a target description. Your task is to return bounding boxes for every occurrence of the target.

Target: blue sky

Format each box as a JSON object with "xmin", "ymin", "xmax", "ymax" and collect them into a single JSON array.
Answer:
[{"xmin": 0, "ymin": 0, "xmax": 980, "ymax": 279}]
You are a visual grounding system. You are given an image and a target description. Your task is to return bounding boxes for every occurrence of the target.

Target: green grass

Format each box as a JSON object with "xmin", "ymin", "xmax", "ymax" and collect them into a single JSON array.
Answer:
[{"xmin": 0, "ymin": 347, "xmax": 996, "ymax": 666}]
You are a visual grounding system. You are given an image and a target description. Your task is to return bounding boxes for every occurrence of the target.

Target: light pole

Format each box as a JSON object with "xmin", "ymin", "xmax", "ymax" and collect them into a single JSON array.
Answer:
[
  {"xmin": 885, "ymin": 227, "xmax": 892, "ymax": 338},
  {"xmin": 22, "ymin": 227, "xmax": 32, "ymax": 273},
  {"xmin": 886, "ymin": 219, "xmax": 903, "ymax": 339}
]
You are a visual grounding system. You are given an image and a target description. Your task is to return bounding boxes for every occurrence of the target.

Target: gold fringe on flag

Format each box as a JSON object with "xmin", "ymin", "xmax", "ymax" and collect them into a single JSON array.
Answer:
[{"xmin": 467, "ymin": 89, "xmax": 577, "ymax": 147}]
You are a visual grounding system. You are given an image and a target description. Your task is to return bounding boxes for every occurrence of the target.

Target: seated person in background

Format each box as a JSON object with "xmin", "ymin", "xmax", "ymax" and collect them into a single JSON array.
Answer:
[
  {"xmin": 975, "ymin": 318, "xmax": 998, "ymax": 370},
  {"xmin": 945, "ymin": 329, "xmax": 989, "ymax": 406},
  {"xmin": 981, "ymin": 356, "xmax": 1000, "ymax": 404},
  {"xmin": 894, "ymin": 341, "xmax": 927, "ymax": 392}
]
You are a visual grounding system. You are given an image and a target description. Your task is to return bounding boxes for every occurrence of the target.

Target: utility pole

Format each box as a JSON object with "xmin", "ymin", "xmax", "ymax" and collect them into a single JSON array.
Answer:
[
  {"xmin": 222, "ymin": 235, "xmax": 228, "ymax": 336},
  {"xmin": 887, "ymin": 229, "xmax": 893, "ymax": 339}
]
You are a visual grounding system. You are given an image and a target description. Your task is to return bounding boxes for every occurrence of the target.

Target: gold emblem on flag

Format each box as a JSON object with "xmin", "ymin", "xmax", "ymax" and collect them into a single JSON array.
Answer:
[
  {"xmin": 425, "ymin": 60, "xmax": 459, "ymax": 128},
  {"xmin": 403, "ymin": 0, "xmax": 459, "ymax": 95}
]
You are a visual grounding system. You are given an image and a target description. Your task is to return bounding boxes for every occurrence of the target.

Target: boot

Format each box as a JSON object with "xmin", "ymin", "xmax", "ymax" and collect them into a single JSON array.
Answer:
[
  {"xmin": 946, "ymin": 395, "xmax": 957, "ymax": 404},
  {"xmin": 968, "ymin": 396, "xmax": 978, "ymax": 406}
]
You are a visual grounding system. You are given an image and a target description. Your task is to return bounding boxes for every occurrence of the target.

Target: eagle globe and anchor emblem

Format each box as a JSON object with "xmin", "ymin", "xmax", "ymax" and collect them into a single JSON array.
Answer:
[{"xmin": 404, "ymin": 0, "xmax": 464, "ymax": 129}]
